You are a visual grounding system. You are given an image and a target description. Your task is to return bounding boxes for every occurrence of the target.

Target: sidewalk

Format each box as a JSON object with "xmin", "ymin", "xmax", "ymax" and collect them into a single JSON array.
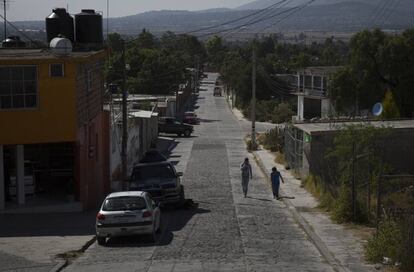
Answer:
[
  {"xmin": 252, "ymin": 147, "xmax": 378, "ymax": 272},
  {"xmin": 0, "ymin": 212, "xmax": 96, "ymax": 272},
  {"xmin": 226, "ymin": 100, "xmax": 378, "ymax": 271}
]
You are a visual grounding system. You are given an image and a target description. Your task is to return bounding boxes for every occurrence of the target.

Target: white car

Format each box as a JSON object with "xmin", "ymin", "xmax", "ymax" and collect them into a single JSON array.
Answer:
[{"xmin": 95, "ymin": 191, "xmax": 161, "ymax": 245}]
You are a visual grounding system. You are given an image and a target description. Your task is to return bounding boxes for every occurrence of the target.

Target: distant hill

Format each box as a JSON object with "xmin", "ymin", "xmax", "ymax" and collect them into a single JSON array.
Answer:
[{"xmin": 6, "ymin": 1, "xmax": 414, "ymax": 41}]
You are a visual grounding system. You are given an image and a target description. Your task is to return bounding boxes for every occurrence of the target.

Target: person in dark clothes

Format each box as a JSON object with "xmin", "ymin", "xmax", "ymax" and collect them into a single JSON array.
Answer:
[
  {"xmin": 240, "ymin": 158, "xmax": 252, "ymax": 198},
  {"xmin": 271, "ymin": 166, "xmax": 284, "ymax": 200}
]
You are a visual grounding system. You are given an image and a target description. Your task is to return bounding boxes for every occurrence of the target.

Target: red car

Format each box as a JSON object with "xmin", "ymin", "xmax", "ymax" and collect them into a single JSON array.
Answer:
[{"xmin": 183, "ymin": 112, "xmax": 199, "ymax": 124}]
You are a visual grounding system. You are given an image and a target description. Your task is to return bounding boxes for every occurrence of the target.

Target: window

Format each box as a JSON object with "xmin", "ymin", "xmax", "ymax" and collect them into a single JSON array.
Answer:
[
  {"xmin": 50, "ymin": 64, "xmax": 64, "ymax": 77},
  {"xmin": 0, "ymin": 66, "xmax": 37, "ymax": 109}
]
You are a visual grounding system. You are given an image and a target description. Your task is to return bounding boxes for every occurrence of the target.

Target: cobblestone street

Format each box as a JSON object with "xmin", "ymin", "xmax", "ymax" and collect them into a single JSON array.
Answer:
[{"xmin": 64, "ymin": 73, "xmax": 336, "ymax": 272}]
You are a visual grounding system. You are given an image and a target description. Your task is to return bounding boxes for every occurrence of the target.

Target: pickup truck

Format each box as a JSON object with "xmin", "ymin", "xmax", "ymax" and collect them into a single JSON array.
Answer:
[
  {"xmin": 158, "ymin": 117, "xmax": 194, "ymax": 137},
  {"xmin": 129, "ymin": 161, "xmax": 185, "ymax": 206}
]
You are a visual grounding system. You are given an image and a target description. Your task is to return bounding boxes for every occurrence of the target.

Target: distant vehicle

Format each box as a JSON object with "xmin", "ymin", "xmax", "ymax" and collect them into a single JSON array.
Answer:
[
  {"xmin": 129, "ymin": 161, "xmax": 185, "ymax": 206},
  {"xmin": 213, "ymin": 86, "xmax": 222, "ymax": 96},
  {"xmin": 95, "ymin": 191, "xmax": 161, "ymax": 245},
  {"xmin": 183, "ymin": 111, "xmax": 199, "ymax": 124},
  {"xmin": 158, "ymin": 117, "xmax": 193, "ymax": 137}
]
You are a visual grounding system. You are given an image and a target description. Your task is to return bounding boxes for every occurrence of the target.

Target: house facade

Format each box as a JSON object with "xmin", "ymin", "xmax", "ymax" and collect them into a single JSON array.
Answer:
[
  {"xmin": 294, "ymin": 66, "xmax": 341, "ymax": 121},
  {"xmin": 0, "ymin": 49, "xmax": 110, "ymax": 211}
]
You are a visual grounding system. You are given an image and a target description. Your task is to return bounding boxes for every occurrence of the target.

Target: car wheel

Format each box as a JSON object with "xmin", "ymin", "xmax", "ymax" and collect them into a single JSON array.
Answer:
[
  {"xmin": 97, "ymin": 236, "xmax": 106, "ymax": 246},
  {"xmin": 156, "ymin": 217, "xmax": 162, "ymax": 234},
  {"xmin": 184, "ymin": 130, "xmax": 191, "ymax": 137},
  {"xmin": 149, "ymin": 226, "xmax": 157, "ymax": 243}
]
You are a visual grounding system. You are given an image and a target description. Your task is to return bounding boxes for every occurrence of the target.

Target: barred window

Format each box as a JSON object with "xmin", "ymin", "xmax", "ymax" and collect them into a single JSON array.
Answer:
[{"xmin": 0, "ymin": 66, "xmax": 38, "ymax": 109}]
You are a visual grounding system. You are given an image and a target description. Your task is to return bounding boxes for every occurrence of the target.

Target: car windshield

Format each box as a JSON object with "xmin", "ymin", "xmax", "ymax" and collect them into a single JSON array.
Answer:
[
  {"xmin": 131, "ymin": 164, "xmax": 176, "ymax": 183},
  {"xmin": 102, "ymin": 196, "xmax": 147, "ymax": 211}
]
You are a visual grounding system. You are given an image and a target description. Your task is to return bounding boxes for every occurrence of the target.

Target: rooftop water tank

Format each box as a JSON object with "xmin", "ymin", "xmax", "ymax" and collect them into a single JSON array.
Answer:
[
  {"xmin": 46, "ymin": 8, "xmax": 74, "ymax": 43},
  {"xmin": 2, "ymin": 36, "xmax": 26, "ymax": 48},
  {"xmin": 50, "ymin": 37, "xmax": 73, "ymax": 55},
  {"xmin": 75, "ymin": 9, "xmax": 103, "ymax": 49}
]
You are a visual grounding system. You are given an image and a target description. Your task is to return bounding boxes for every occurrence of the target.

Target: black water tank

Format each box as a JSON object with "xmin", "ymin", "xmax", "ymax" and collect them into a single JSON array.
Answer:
[
  {"xmin": 2, "ymin": 36, "xmax": 26, "ymax": 48},
  {"xmin": 46, "ymin": 8, "xmax": 74, "ymax": 43},
  {"xmin": 75, "ymin": 9, "xmax": 103, "ymax": 44}
]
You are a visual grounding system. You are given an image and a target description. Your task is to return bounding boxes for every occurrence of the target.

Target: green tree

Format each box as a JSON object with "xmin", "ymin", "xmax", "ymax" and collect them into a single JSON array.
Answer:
[{"xmin": 382, "ymin": 90, "xmax": 400, "ymax": 119}]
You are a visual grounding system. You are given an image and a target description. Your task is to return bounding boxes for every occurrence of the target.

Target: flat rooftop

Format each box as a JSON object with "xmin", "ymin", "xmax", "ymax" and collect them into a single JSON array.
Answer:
[
  {"xmin": 0, "ymin": 48, "xmax": 104, "ymax": 60},
  {"xmin": 294, "ymin": 119, "xmax": 414, "ymax": 134},
  {"xmin": 298, "ymin": 66, "xmax": 342, "ymax": 74}
]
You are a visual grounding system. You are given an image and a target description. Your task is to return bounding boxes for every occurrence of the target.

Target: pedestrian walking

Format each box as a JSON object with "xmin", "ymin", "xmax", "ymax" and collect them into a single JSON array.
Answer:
[
  {"xmin": 271, "ymin": 166, "xmax": 284, "ymax": 200},
  {"xmin": 240, "ymin": 158, "xmax": 252, "ymax": 197}
]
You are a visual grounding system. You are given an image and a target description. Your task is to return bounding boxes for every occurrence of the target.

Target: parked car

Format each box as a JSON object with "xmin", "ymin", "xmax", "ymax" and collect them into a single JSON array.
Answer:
[
  {"xmin": 95, "ymin": 191, "xmax": 161, "ymax": 245},
  {"xmin": 158, "ymin": 117, "xmax": 193, "ymax": 137},
  {"xmin": 213, "ymin": 86, "xmax": 222, "ymax": 96},
  {"xmin": 129, "ymin": 161, "xmax": 185, "ymax": 206},
  {"xmin": 183, "ymin": 111, "xmax": 199, "ymax": 124},
  {"xmin": 139, "ymin": 150, "xmax": 167, "ymax": 163}
]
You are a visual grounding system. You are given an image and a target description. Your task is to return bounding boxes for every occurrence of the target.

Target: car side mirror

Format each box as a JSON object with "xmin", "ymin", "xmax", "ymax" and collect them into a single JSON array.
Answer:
[{"xmin": 177, "ymin": 172, "xmax": 183, "ymax": 177}]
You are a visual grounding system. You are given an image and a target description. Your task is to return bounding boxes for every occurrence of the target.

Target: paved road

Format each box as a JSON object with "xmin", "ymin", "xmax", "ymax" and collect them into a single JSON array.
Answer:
[{"xmin": 64, "ymin": 73, "xmax": 334, "ymax": 272}]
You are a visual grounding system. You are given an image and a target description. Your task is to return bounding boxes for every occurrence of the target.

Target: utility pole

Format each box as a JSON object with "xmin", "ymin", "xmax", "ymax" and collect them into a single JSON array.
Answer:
[
  {"xmin": 251, "ymin": 40, "xmax": 257, "ymax": 149},
  {"xmin": 195, "ymin": 56, "xmax": 199, "ymax": 94},
  {"xmin": 121, "ymin": 40, "xmax": 128, "ymax": 190},
  {"xmin": 352, "ymin": 141, "xmax": 357, "ymax": 222}
]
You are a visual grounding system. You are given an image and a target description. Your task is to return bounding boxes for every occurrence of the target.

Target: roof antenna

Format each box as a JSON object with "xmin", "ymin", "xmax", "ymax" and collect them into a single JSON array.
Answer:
[{"xmin": 1, "ymin": 0, "xmax": 9, "ymax": 40}]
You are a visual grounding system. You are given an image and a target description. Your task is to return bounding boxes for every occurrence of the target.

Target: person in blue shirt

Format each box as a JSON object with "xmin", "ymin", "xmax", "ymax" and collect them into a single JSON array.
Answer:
[{"xmin": 271, "ymin": 166, "xmax": 284, "ymax": 200}]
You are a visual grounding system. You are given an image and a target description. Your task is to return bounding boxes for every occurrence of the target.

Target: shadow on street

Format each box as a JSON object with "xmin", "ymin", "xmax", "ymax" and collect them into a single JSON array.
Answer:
[{"xmin": 0, "ymin": 212, "xmax": 96, "ymax": 237}]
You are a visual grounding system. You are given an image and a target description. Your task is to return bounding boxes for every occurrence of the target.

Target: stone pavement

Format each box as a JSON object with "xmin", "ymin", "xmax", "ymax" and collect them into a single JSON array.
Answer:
[{"xmin": 230, "ymin": 107, "xmax": 378, "ymax": 272}]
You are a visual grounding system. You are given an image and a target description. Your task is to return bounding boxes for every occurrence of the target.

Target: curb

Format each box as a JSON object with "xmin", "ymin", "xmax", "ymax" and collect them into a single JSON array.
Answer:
[
  {"xmin": 252, "ymin": 150, "xmax": 348, "ymax": 272},
  {"xmin": 49, "ymin": 260, "xmax": 68, "ymax": 272}
]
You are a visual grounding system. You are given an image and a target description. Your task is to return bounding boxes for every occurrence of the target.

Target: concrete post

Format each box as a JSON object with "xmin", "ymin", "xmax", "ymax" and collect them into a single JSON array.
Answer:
[
  {"xmin": 311, "ymin": 75, "xmax": 314, "ymax": 92},
  {"xmin": 16, "ymin": 145, "xmax": 25, "ymax": 205},
  {"xmin": 0, "ymin": 145, "xmax": 5, "ymax": 210},
  {"xmin": 298, "ymin": 96, "xmax": 304, "ymax": 121}
]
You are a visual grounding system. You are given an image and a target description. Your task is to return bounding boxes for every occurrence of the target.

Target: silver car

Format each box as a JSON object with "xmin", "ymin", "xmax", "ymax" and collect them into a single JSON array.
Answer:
[{"xmin": 95, "ymin": 191, "xmax": 161, "ymax": 245}]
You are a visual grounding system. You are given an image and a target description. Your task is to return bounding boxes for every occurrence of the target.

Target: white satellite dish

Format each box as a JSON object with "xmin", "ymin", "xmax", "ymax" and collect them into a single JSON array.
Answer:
[{"xmin": 372, "ymin": 102, "xmax": 383, "ymax": 116}]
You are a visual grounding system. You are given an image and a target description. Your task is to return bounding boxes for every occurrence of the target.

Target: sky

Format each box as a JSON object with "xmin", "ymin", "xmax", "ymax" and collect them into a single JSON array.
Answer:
[{"xmin": 5, "ymin": 0, "xmax": 254, "ymax": 21}]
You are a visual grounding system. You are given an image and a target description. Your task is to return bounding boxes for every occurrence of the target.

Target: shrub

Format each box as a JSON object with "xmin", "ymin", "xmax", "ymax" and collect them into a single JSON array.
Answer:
[
  {"xmin": 365, "ymin": 220, "xmax": 403, "ymax": 264},
  {"xmin": 259, "ymin": 128, "xmax": 283, "ymax": 152},
  {"xmin": 246, "ymin": 138, "xmax": 258, "ymax": 151},
  {"xmin": 332, "ymin": 182, "xmax": 353, "ymax": 223},
  {"xmin": 271, "ymin": 102, "xmax": 295, "ymax": 124}
]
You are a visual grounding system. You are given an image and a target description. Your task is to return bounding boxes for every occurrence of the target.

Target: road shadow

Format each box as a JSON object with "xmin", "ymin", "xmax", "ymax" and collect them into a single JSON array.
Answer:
[
  {"xmin": 246, "ymin": 196, "xmax": 273, "ymax": 202},
  {"xmin": 104, "ymin": 200, "xmax": 210, "ymax": 248},
  {"xmin": 199, "ymin": 119, "xmax": 221, "ymax": 123},
  {"xmin": 0, "ymin": 212, "xmax": 96, "ymax": 237}
]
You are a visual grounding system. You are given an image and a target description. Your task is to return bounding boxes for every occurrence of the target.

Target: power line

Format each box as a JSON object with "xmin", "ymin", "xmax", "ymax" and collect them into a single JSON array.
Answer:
[
  {"xmin": 196, "ymin": 0, "xmax": 315, "ymax": 39},
  {"xmin": 185, "ymin": 0, "xmax": 290, "ymax": 35},
  {"xmin": 381, "ymin": 0, "xmax": 402, "ymax": 26},
  {"xmin": 261, "ymin": 0, "xmax": 315, "ymax": 33},
  {"xmin": 222, "ymin": 0, "xmax": 294, "ymax": 38}
]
